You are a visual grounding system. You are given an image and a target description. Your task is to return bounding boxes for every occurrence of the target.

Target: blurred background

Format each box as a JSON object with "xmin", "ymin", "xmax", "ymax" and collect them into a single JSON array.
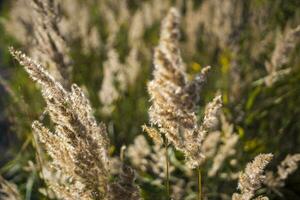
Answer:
[{"xmin": 0, "ymin": 0, "xmax": 300, "ymax": 199}]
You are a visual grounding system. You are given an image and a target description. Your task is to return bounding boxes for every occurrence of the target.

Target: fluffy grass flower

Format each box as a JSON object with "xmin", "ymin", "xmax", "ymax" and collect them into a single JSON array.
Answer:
[
  {"xmin": 9, "ymin": 47, "xmax": 141, "ymax": 200},
  {"xmin": 147, "ymin": 7, "xmax": 222, "ymax": 168},
  {"xmin": 233, "ymin": 154, "xmax": 273, "ymax": 200}
]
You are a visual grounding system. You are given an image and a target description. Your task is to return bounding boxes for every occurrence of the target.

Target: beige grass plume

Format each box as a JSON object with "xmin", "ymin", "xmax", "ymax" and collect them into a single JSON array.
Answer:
[
  {"xmin": 29, "ymin": 0, "xmax": 72, "ymax": 87},
  {"xmin": 265, "ymin": 25, "xmax": 300, "ymax": 86},
  {"xmin": 147, "ymin": 7, "xmax": 222, "ymax": 168},
  {"xmin": 109, "ymin": 164, "xmax": 141, "ymax": 200},
  {"xmin": 127, "ymin": 135, "xmax": 175, "ymax": 184},
  {"xmin": 208, "ymin": 114, "xmax": 239, "ymax": 176},
  {"xmin": 127, "ymin": 135, "xmax": 152, "ymax": 172},
  {"xmin": 268, "ymin": 25, "xmax": 300, "ymax": 71},
  {"xmin": 99, "ymin": 48, "xmax": 126, "ymax": 114},
  {"xmin": 0, "ymin": 176, "xmax": 21, "ymax": 200},
  {"xmin": 277, "ymin": 154, "xmax": 300, "ymax": 182},
  {"xmin": 99, "ymin": 48, "xmax": 141, "ymax": 115},
  {"xmin": 199, "ymin": 0, "xmax": 244, "ymax": 49},
  {"xmin": 4, "ymin": 0, "xmax": 73, "ymax": 87},
  {"xmin": 109, "ymin": 146, "xmax": 141, "ymax": 200},
  {"xmin": 99, "ymin": 47, "xmax": 141, "ymax": 115},
  {"xmin": 128, "ymin": 10, "xmax": 145, "ymax": 48},
  {"xmin": 57, "ymin": 0, "xmax": 101, "ymax": 54},
  {"xmin": 9, "ymin": 47, "xmax": 110, "ymax": 199},
  {"xmin": 265, "ymin": 153, "xmax": 300, "ymax": 188},
  {"xmin": 3, "ymin": 0, "xmax": 33, "ymax": 45},
  {"xmin": 183, "ymin": 0, "xmax": 203, "ymax": 54},
  {"xmin": 232, "ymin": 154, "xmax": 273, "ymax": 200},
  {"xmin": 10, "ymin": 47, "xmax": 142, "ymax": 200}
]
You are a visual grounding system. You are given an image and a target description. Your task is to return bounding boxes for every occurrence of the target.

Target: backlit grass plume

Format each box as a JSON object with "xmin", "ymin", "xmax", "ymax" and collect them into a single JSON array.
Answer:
[
  {"xmin": 147, "ymin": 7, "xmax": 222, "ymax": 168},
  {"xmin": 265, "ymin": 154, "xmax": 300, "ymax": 189},
  {"xmin": 9, "ymin": 47, "xmax": 109, "ymax": 199},
  {"xmin": 232, "ymin": 154, "xmax": 273, "ymax": 200},
  {"xmin": 265, "ymin": 25, "xmax": 300, "ymax": 86},
  {"xmin": 7, "ymin": 0, "xmax": 72, "ymax": 87},
  {"xmin": 30, "ymin": 0, "xmax": 72, "ymax": 87},
  {"xmin": 0, "ymin": 175, "xmax": 21, "ymax": 200},
  {"xmin": 9, "ymin": 47, "xmax": 141, "ymax": 200},
  {"xmin": 208, "ymin": 114, "xmax": 239, "ymax": 176}
]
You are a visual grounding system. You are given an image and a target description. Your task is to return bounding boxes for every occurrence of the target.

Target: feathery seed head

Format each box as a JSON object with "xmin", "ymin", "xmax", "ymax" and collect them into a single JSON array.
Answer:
[
  {"xmin": 265, "ymin": 154, "xmax": 300, "ymax": 188},
  {"xmin": 147, "ymin": 8, "xmax": 222, "ymax": 168},
  {"xmin": 265, "ymin": 25, "xmax": 300, "ymax": 86},
  {"xmin": 202, "ymin": 94, "xmax": 223, "ymax": 130},
  {"xmin": 10, "ymin": 47, "xmax": 110, "ymax": 199},
  {"xmin": 0, "ymin": 176, "xmax": 21, "ymax": 200},
  {"xmin": 143, "ymin": 125, "xmax": 163, "ymax": 145},
  {"xmin": 233, "ymin": 154, "xmax": 273, "ymax": 200}
]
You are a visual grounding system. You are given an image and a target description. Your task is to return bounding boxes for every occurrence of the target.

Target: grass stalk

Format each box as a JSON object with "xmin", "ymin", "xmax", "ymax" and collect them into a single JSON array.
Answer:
[
  {"xmin": 32, "ymin": 127, "xmax": 50, "ymax": 199},
  {"xmin": 165, "ymin": 139, "xmax": 170, "ymax": 199},
  {"xmin": 197, "ymin": 166, "xmax": 202, "ymax": 200}
]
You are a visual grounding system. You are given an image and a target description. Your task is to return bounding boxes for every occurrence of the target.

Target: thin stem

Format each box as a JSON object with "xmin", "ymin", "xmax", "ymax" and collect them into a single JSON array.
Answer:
[
  {"xmin": 32, "ymin": 128, "xmax": 50, "ymax": 199},
  {"xmin": 197, "ymin": 166, "xmax": 202, "ymax": 200},
  {"xmin": 165, "ymin": 139, "xmax": 170, "ymax": 199}
]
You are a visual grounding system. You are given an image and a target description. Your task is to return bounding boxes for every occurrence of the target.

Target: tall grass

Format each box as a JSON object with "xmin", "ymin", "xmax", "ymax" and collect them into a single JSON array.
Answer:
[{"xmin": 0, "ymin": 0, "xmax": 300, "ymax": 199}]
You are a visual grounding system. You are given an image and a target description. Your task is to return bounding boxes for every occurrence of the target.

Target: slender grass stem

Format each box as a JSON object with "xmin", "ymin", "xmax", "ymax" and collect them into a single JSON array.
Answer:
[
  {"xmin": 165, "ymin": 140, "xmax": 170, "ymax": 199},
  {"xmin": 32, "ymin": 131, "xmax": 50, "ymax": 199},
  {"xmin": 197, "ymin": 166, "xmax": 202, "ymax": 200}
]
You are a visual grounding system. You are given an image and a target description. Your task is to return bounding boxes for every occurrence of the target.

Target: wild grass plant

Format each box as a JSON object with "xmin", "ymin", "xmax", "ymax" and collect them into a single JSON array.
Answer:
[{"xmin": 0, "ymin": 0, "xmax": 300, "ymax": 199}]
